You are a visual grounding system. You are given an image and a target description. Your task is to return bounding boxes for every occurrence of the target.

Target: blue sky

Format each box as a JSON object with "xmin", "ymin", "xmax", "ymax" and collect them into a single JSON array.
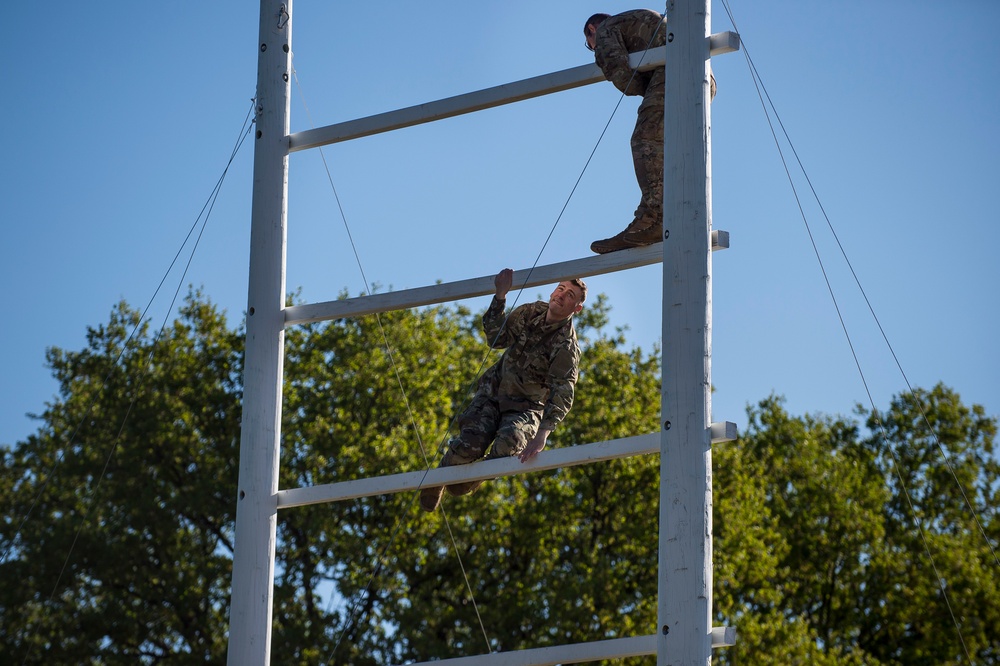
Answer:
[{"xmin": 2, "ymin": 0, "xmax": 998, "ymax": 450}]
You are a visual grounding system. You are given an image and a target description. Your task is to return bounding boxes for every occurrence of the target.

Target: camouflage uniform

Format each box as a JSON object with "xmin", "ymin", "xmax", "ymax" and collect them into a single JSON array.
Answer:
[
  {"xmin": 590, "ymin": 10, "xmax": 716, "ymax": 253},
  {"xmin": 420, "ymin": 296, "xmax": 580, "ymax": 509}
]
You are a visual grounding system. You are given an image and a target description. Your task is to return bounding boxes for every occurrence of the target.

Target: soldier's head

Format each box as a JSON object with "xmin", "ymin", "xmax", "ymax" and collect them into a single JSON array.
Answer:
[
  {"xmin": 546, "ymin": 278, "xmax": 587, "ymax": 322},
  {"xmin": 583, "ymin": 13, "xmax": 610, "ymax": 51}
]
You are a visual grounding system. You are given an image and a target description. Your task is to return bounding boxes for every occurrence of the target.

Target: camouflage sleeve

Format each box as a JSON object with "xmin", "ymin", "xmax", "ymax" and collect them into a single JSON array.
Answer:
[
  {"xmin": 540, "ymin": 341, "xmax": 580, "ymax": 431},
  {"xmin": 482, "ymin": 296, "xmax": 513, "ymax": 349},
  {"xmin": 595, "ymin": 27, "xmax": 644, "ymax": 96}
]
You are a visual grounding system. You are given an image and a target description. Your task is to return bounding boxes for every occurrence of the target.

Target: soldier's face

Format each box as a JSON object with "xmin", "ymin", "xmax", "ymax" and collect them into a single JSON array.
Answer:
[
  {"xmin": 585, "ymin": 26, "xmax": 597, "ymax": 51},
  {"xmin": 547, "ymin": 282, "xmax": 584, "ymax": 321}
]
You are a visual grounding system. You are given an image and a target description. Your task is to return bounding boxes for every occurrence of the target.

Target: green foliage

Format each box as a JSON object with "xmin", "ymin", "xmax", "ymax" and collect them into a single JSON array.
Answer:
[
  {"xmin": 384, "ymin": 295, "xmax": 664, "ymax": 662},
  {"xmin": 714, "ymin": 388, "xmax": 1000, "ymax": 665},
  {"xmin": 2, "ymin": 290, "xmax": 998, "ymax": 664},
  {"xmin": 1, "ymin": 293, "xmax": 241, "ymax": 664}
]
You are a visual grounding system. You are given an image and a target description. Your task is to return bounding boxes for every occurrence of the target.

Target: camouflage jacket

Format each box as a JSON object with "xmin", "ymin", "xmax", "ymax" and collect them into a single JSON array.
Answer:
[
  {"xmin": 593, "ymin": 9, "xmax": 667, "ymax": 98},
  {"xmin": 480, "ymin": 297, "xmax": 580, "ymax": 431}
]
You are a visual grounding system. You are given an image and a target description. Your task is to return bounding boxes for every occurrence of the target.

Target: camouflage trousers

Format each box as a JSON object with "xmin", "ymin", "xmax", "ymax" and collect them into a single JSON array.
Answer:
[
  {"xmin": 631, "ymin": 67, "xmax": 665, "ymax": 231},
  {"xmin": 629, "ymin": 69, "xmax": 716, "ymax": 232},
  {"xmin": 437, "ymin": 390, "xmax": 543, "ymax": 496}
]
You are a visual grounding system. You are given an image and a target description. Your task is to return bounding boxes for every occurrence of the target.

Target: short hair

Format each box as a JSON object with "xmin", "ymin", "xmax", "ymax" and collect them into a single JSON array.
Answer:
[
  {"xmin": 568, "ymin": 277, "xmax": 588, "ymax": 304},
  {"xmin": 583, "ymin": 13, "xmax": 611, "ymax": 35}
]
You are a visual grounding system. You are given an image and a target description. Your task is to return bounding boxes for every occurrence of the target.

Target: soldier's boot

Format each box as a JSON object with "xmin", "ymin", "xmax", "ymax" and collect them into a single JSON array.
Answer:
[
  {"xmin": 590, "ymin": 228, "xmax": 633, "ymax": 254},
  {"xmin": 419, "ymin": 485, "xmax": 445, "ymax": 512},
  {"xmin": 420, "ymin": 441, "xmax": 481, "ymax": 512},
  {"xmin": 419, "ymin": 448, "xmax": 455, "ymax": 512},
  {"xmin": 622, "ymin": 217, "xmax": 662, "ymax": 247},
  {"xmin": 592, "ymin": 216, "xmax": 663, "ymax": 254},
  {"xmin": 447, "ymin": 438, "xmax": 524, "ymax": 496},
  {"xmin": 445, "ymin": 478, "xmax": 486, "ymax": 497}
]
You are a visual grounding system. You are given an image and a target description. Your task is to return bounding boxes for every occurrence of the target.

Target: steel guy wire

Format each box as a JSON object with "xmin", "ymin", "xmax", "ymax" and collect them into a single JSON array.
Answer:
[
  {"xmin": 293, "ymin": 67, "xmax": 494, "ymax": 657},
  {"xmin": 1, "ymin": 101, "xmax": 254, "ymax": 569},
  {"xmin": 17, "ymin": 103, "xmax": 254, "ymax": 666},
  {"xmin": 719, "ymin": 0, "xmax": 972, "ymax": 659}
]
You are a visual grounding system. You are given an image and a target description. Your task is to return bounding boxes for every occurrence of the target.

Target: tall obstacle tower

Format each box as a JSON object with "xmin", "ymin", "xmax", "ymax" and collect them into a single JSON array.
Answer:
[{"xmin": 227, "ymin": 1, "xmax": 740, "ymax": 663}]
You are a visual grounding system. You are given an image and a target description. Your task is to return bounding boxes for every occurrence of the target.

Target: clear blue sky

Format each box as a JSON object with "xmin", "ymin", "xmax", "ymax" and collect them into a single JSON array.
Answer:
[{"xmin": 2, "ymin": 1, "xmax": 998, "ymax": 450}]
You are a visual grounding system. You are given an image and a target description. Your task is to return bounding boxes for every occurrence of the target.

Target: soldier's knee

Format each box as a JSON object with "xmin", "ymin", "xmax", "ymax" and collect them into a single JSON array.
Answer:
[
  {"xmin": 488, "ymin": 433, "xmax": 528, "ymax": 460},
  {"xmin": 443, "ymin": 437, "xmax": 485, "ymax": 466}
]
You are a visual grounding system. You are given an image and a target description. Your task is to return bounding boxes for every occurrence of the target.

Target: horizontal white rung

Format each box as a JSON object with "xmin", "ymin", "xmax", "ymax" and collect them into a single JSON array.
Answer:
[
  {"xmin": 277, "ymin": 423, "xmax": 738, "ymax": 508},
  {"xmin": 713, "ymin": 626, "xmax": 738, "ymax": 647},
  {"xmin": 288, "ymin": 33, "xmax": 739, "ymax": 153},
  {"xmin": 388, "ymin": 628, "xmax": 735, "ymax": 666},
  {"xmin": 710, "ymin": 421, "xmax": 738, "ymax": 443},
  {"xmin": 278, "ymin": 433, "xmax": 657, "ymax": 509},
  {"xmin": 285, "ymin": 231, "xmax": 728, "ymax": 327},
  {"xmin": 629, "ymin": 32, "xmax": 740, "ymax": 73},
  {"xmin": 709, "ymin": 30, "xmax": 741, "ymax": 55}
]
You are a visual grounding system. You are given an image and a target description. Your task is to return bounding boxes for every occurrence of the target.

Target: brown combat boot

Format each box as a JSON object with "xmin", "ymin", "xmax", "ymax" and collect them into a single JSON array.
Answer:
[
  {"xmin": 445, "ymin": 478, "xmax": 486, "ymax": 497},
  {"xmin": 590, "ymin": 229, "xmax": 632, "ymax": 254},
  {"xmin": 420, "ymin": 443, "xmax": 465, "ymax": 511},
  {"xmin": 622, "ymin": 220, "xmax": 662, "ymax": 246},
  {"xmin": 419, "ymin": 485, "xmax": 445, "ymax": 512}
]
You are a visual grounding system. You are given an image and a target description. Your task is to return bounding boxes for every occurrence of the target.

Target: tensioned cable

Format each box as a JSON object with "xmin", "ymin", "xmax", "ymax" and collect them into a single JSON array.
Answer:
[
  {"xmin": 292, "ymin": 69, "xmax": 494, "ymax": 656},
  {"xmin": 1, "ymin": 101, "xmax": 255, "ymax": 570},
  {"xmin": 719, "ymin": 0, "xmax": 972, "ymax": 659},
  {"xmin": 776, "ymin": 106, "xmax": 1000, "ymax": 573},
  {"xmin": 294, "ymin": 16, "xmax": 666, "ymax": 657},
  {"xmin": 16, "ymin": 103, "xmax": 255, "ymax": 665},
  {"xmin": 740, "ymin": 47, "xmax": 999, "ymax": 573}
]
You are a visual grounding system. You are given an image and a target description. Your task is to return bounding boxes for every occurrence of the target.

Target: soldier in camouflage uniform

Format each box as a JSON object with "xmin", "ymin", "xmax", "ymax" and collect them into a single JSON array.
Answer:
[
  {"xmin": 583, "ymin": 10, "xmax": 716, "ymax": 254},
  {"xmin": 419, "ymin": 268, "xmax": 587, "ymax": 512}
]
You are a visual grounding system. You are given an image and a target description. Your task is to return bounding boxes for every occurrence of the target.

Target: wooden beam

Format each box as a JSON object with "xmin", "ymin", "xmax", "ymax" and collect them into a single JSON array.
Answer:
[
  {"xmin": 287, "ymin": 33, "xmax": 739, "ymax": 153},
  {"xmin": 385, "ymin": 628, "xmax": 735, "ymax": 666},
  {"xmin": 227, "ymin": 0, "xmax": 291, "ymax": 662},
  {"xmin": 284, "ymin": 231, "xmax": 728, "ymax": 327},
  {"xmin": 659, "ymin": 0, "xmax": 716, "ymax": 660},
  {"xmin": 276, "ymin": 423, "xmax": 737, "ymax": 508},
  {"xmin": 390, "ymin": 635, "xmax": 655, "ymax": 666},
  {"xmin": 278, "ymin": 433, "xmax": 658, "ymax": 509}
]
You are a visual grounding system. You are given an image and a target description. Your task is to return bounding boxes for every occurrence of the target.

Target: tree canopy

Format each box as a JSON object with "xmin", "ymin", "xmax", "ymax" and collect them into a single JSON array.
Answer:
[{"xmin": 1, "ymin": 291, "xmax": 997, "ymax": 664}]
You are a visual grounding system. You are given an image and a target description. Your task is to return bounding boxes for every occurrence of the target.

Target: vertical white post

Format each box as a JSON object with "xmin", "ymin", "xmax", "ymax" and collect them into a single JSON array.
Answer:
[
  {"xmin": 227, "ymin": 1, "xmax": 291, "ymax": 664},
  {"xmin": 658, "ymin": 0, "xmax": 714, "ymax": 663}
]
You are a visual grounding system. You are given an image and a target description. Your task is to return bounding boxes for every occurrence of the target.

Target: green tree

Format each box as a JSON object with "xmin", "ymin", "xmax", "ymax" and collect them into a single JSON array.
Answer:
[
  {"xmin": 714, "ymin": 396, "xmax": 886, "ymax": 665},
  {"xmin": 271, "ymin": 296, "xmax": 488, "ymax": 664},
  {"xmin": 714, "ymin": 388, "xmax": 1000, "ymax": 665},
  {"xmin": 0, "ymin": 293, "xmax": 241, "ymax": 663},
  {"xmin": 854, "ymin": 385, "xmax": 1000, "ymax": 664},
  {"xmin": 3, "ymin": 290, "xmax": 998, "ymax": 665},
  {"xmin": 381, "ymin": 295, "xmax": 664, "ymax": 662}
]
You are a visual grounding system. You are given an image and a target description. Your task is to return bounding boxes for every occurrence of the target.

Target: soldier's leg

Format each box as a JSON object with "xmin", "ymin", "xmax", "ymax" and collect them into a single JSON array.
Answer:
[
  {"xmin": 591, "ymin": 70, "xmax": 659, "ymax": 254},
  {"xmin": 623, "ymin": 123, "xmax": 664, "ymax": 245},
  {"xmin": 448, "ymin": 410, "xmax": 543, "ymax": 497},
  {"xmin": 488, "ymin": 410, "xmax": 543, "ymax": 459},
  {"xmin": 591, "ymin": 96, "xmax": 665, "ymax": 254},
  {"xmin": 623, "ymin": 69, "xmax": 665, "ymax": 247},
  {"xmin": 420, "ymin": 393, "xmax": 500, "ymax": 510}
]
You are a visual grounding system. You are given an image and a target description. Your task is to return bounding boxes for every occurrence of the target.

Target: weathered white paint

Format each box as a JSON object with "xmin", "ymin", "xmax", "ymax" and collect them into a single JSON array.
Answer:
[
  {"xmin": 276, "ymin": 423, "xmax": 736, "ymax": 508},
  {"xmin": 284, "ymin": 231, "xmax": 728, "ymax": 326},
  {"xmin": 226, "ymin": 1, "xmax": 291, "ymax": 664},
  {"xmin": 660, "ymin": 0, "xmax": 717, "ymax": 663},
  {"xmin": 386, "ymin": 629, "xmax": 735, "ymax": 666},
  {"xmin": 287, "ymin": 33, "xmax": 739, "ymax": 153}
]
